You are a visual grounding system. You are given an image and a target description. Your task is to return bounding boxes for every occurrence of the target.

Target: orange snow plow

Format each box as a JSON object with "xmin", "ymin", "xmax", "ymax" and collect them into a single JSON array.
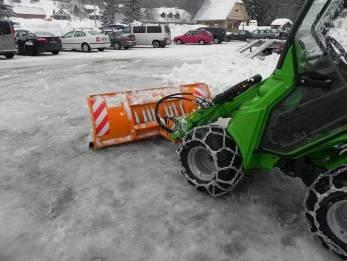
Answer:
[{"xmin": 87, "ymin": 83, "xmax": 211, "ymax": 149}]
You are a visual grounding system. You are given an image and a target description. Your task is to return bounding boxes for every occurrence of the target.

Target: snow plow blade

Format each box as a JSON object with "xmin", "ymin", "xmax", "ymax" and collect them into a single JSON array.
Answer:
[{"xmin": 87, "ymin": 83, "xmax": 211, "ymax": 149}]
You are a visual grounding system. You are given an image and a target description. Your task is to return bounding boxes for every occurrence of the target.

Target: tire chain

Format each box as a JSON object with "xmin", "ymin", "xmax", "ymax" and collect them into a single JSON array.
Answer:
[
  {"xmin": 304, "ymin": 166, "xmax": 347, "ymax": 257},
  {"xmin": 177, "ymin": 125, "xmax": 244, "ymax": 197}
]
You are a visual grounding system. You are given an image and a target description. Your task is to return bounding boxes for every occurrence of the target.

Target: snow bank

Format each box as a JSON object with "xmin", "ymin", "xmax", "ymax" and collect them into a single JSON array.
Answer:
[
  {"xmin": 13, "ymin": 17, "xmax": 101, "ymax": 36},
  {"xmin": 161, "ymin": 53, "xmax": 279, "ymax": 95}
]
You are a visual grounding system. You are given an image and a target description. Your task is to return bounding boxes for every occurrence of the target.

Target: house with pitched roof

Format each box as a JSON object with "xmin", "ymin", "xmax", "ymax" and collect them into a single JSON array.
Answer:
[{"xmin": 194, "ymin": 0, "xmax": 248, "ymax": 31}]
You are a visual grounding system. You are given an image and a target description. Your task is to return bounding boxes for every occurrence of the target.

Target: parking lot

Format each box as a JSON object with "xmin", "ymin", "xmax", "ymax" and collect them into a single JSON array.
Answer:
[{"xmin": 0, "ymin": 44, "xmax": 339, "ymax": 261}]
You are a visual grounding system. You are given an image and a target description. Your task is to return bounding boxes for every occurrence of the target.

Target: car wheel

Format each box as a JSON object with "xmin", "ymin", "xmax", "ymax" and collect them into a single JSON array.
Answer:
[
  {"xmin": 152, "ymin": 40, "xmax": 160, "ymax": 48},
  {"xmin": 177, "ymin": 125, "xmax": 244, "ymax": 197},
  {"xmin": 305, "ymin": 167, "xmax": 347, "ymax": 258},
  {"xmin": 199, "ymin": 40, "xmax": 205, "ymax": 45},
  {"xmin": 5, "ymin": 52, "xmax": 15, "ymax": 59},
  {"xmin": 214, "ymin": 38, "xmax": 221, "ymax": 44},
  {"xmin": 176, "ymin": 39, "xmax": 183, "ymax": 45},
  {"xmin": 124, "ymin": 46, "xmax": 130, "ymax": 50},
  {"xmin": 98, "ymin": 48, "xmax": 105, "ymax": 52},
  {"xmin": 113, "ymin": 42, "xmax": 121, "ymax": 50},
  {"xmin": 52, "ymin": 51, "xmax": 59, "ymax": 55},
  {"xmin": 81, "ymin": 43, "xmax": 91, "ymax": 52}
]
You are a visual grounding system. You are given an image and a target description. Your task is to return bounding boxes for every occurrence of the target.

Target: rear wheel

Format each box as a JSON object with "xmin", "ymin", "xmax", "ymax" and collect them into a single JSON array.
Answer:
[
  {"xmin": 199, "ymin": 40, "xmax": 205, "ymax": 45},
  {"xmin": 177, "ymin": 125, "xmax": 244, "ymax": 197},
  {"xmin": 304, "ymin": 167, "xmax": 347, "ymax": 258},
  {"xmin": 81, "ymin": 43, "xmax": 91, "ymax": 52},
  {"xmin": 5, "ymin": 52, "xmax": 14, "ymax": 59},
  {"xmin": 152, "ymin": 40, "xmax": 160, "ymax": 48},
  {"xmin": 51, "ymin": 51, "xmax": 59, "ymax": 55},
  {"xmin": 113, "ymin": 42, "xmax": 121, "ymax": 50}
]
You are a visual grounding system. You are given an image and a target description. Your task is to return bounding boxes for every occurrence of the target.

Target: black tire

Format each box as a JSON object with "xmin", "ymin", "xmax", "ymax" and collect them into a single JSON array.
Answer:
[
  {"xmin": 152, "ymin": 40, "xmax": 160, "ymax": 48},
  {"xmin": 214, "ymin": 38, "xmax": 221, "ymax": 44},
  {"xmin": 177, "ymin": 125, "xmax": 244, "ymax": 197},
  {"xmin": 113, "ymin": 42, "xmax": 121, "ymax": 50},
  {"xmin": 98, "ymin": 48, "xmax": 105, "ymax": 52},
  {"xmin": 52, "ymin": 51, "xmax": 59, "ymax": 55},
  {"xmin": 304, "ymin": 167, "xmax": 347, "ymax": 258},
  {"xmin": 81, "ymin": 43, "xmax": 91, "ymax": 52},
  {"xmin": 5, "ymin": 52, "xmax": 14, "ymax": 59}
]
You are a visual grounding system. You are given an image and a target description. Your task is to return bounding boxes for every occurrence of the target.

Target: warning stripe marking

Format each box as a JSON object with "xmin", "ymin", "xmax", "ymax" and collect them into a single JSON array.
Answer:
[
  {"xmin": 91, "ymin": 96, "xmax": 110, "ymax": 137},
  {"xmin": 193, "ymin": 85, "xmax": 208, "ymax": 98}
]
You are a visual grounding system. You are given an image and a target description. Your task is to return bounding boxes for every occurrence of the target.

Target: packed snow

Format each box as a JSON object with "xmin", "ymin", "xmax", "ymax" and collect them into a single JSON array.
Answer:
[{"xmin": 0, "ymin": 42, "xmax": 340, "ymax": 261}]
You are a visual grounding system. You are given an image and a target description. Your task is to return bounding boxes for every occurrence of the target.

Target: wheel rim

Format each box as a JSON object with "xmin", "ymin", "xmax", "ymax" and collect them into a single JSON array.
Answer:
[
  {"xmin": 82, "ymin": 44, "xmax": 89, "ymax": 52},
  {"xmin": 200, "ymin": 41, "xmax": 204, "ymax": 45},
  {"xmin": 154, "ymin": 42, "xmax": 159, "ymax": 48},
  {"xmin": 327, "ymin": 200, "xmax": 347, "ymax": 244},
  {"xmin": 214, "ymin": 38, "xmax": 219, "ymax": 44},
  {"xmin": 187, "ymin": 146, "xmax": 216, "ymax": 181}
]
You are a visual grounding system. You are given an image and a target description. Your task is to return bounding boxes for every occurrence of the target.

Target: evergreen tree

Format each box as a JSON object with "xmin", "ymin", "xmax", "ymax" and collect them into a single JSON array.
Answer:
[
  {"xmin": 123, "ymin": 0, "xmax": 141, "ymax": 23},
  {"xmin": 102, "ymin": 0, "xmax": 122, "ymax": 25},
  {"xmin": 0, "ymin": 0, "xmax": 15, "ymax": 19}
]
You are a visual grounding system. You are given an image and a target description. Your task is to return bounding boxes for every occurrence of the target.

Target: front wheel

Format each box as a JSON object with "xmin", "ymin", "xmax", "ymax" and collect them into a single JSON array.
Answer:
[
  {"xmin": 5, "ymin": 52, "xmax": 15, "ymax": 59},
  {"xmin": 52, "ymin": 51, "xmax": 59, "ymax": 55},
  {"xmin": 177, "ymin": 125, "xmax": 244, "ymax": 197},
  {"xmin": 305, "ymin": 167, "xmax": 347, "ymax": 258},
  {"xmin": 113, "ymin": 42, "xmax": 121, "ymax": 50},
  {"xmin": 176, "ymin": 39, "xmax": 183, "ymax": 45},
  {"xmin": 199, "ymin": 40, "xmax": 205, "ymax": 45}
]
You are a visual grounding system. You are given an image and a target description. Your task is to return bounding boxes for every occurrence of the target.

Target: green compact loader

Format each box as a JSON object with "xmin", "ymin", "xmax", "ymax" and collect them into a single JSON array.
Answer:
[{"xmin": 154, "ymin": 0, "xmax": 347, "ymax": 257}]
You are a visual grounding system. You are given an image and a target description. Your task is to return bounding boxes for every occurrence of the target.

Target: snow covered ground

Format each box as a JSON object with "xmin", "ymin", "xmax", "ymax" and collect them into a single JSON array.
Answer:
[{"xmin": 0, "ymin": 43, "xmax": 340, "ymax": 261}]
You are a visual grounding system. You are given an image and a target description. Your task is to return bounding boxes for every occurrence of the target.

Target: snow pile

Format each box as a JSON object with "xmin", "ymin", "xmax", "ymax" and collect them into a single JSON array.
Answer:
[
  {"xmin": 169, "ymin": 23, "xmax": 207, "ymax": 38},
  {"xmin": 13, "ymin": 17, "xmax": 100, "ymax": 36},
  {"xmin": 161, "ymin": 53, "xmax": 279, "ymax": 95},
  {"xmin": 271, "ymin": 18, "xmax": 293, "ymax": 26}
]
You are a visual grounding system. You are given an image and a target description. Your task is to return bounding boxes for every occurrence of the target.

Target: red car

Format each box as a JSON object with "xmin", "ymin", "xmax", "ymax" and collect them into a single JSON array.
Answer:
[{"xmin": 174, "ymin": 30, "xmax": 213, "ymax": 45}]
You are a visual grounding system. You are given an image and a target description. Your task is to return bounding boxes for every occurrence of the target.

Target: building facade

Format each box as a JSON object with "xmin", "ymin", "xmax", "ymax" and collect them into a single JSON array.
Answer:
[{"xmin": 194, "ymin": 0, "xmax": 248, "ymax": 32}]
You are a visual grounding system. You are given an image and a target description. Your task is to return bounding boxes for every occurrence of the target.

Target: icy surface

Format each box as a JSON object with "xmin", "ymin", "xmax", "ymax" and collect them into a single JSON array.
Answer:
[{"xmin": 0, "ymin": 43, "xmax": 340, "ymax": 261}]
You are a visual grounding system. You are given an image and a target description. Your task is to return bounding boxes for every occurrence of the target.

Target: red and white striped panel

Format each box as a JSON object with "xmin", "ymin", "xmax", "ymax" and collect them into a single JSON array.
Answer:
[
  {"xmin": 90, "ymin": 96, "xmax": 110, "ymax": 137},
  {"xmin": 193, "ymin": 85, "xmax": 209, "ymax": 98}
]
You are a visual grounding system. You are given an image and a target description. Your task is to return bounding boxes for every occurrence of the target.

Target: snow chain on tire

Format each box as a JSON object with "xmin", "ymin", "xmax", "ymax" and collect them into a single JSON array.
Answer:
[
  {"xmin": 177, "ymin": 125, "xmax": 244, "ymax": 197},
  {"xmin": 304, "ymin": 166, "xmax": 347, "ymax": 258}
]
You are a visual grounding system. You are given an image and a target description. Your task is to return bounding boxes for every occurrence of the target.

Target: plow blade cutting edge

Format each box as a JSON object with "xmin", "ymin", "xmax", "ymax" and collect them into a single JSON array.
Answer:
[{"xmin": 87, "ymin": 83, "xmax": 211, "ymax": 149}]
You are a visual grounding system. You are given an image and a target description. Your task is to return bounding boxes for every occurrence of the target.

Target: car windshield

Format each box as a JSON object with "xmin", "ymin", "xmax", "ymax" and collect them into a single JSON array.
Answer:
[
  {"xmin": 88, "ymin": 31, "xmax": 103, "ymax": 35},
  {"xmin": 35, "ymin": 31, "xmax": 55, "ymax": 37}
]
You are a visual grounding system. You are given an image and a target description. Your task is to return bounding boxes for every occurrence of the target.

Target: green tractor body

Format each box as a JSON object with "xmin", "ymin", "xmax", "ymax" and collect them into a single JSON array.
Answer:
[{"xmin": 171, "ymin": 0, "xmax": 347, "ymax": 174}]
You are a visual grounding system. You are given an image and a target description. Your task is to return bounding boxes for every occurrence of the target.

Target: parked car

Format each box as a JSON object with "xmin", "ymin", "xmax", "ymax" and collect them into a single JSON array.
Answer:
[
  {"xmin": 251, "ymin": 29, "xmax": 278, "ymax": 39},
  {"xmin": 227, "ymin": 30, "xmax": 252, "ymax": 41},
  {"xmin": 16, "ymin": 30, "xmax": 62, "ymax": 56},
  {"xmin": 103, "ymin": 30, "xmax": 136, "ymax": 50},
  {"xmin": 61, "ymin": 29, "xmax": 110, "ymax": 52},
  {"xmin": 197, "ymin": 27, "xmax": 227, "ymax": 44},
  {"xmin": 174, "ymin": 30, "xmax": 213, "ymax": 45},
  {"xmin": 0, "ymin": 19, "xmax": 16, "ymax": 59},
  {"xmin": 129, "ymin": 24, "xmax": 171, "ymax": 48}
]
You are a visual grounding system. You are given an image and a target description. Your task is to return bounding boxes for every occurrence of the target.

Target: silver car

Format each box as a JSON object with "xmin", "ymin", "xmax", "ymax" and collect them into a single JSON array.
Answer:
[{"xmin": 0, "ymin": 19, "xmax": 15, "ymax": 59}]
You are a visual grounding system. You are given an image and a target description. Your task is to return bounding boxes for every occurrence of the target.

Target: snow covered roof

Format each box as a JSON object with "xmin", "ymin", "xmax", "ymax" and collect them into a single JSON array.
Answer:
[
  {"xmin": 13, "ymin": 6, "xmax": 46, "ymax": 16},
  {"xmin": 194, "ymin": 0, "xmax": 243, "ymax": 21},
  {"xmin": 271, "ymin": 18, "xmax": 293, "ymax": 26}
]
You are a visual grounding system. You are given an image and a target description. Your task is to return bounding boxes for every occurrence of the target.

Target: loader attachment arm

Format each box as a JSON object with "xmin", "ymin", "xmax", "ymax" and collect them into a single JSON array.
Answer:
[{"xmin": 170, "ymin": 75, "xmax": 263, "ymax": 140}]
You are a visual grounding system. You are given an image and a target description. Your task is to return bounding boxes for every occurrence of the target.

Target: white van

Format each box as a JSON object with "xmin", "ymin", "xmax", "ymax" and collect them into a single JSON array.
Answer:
[
  {"xmin": 129, "ymin": 24, "xmax": 171, "ymax": 48},
  {"xmin": 0, "ymin": 20, "xmax": 16, "ymax": 59}
]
